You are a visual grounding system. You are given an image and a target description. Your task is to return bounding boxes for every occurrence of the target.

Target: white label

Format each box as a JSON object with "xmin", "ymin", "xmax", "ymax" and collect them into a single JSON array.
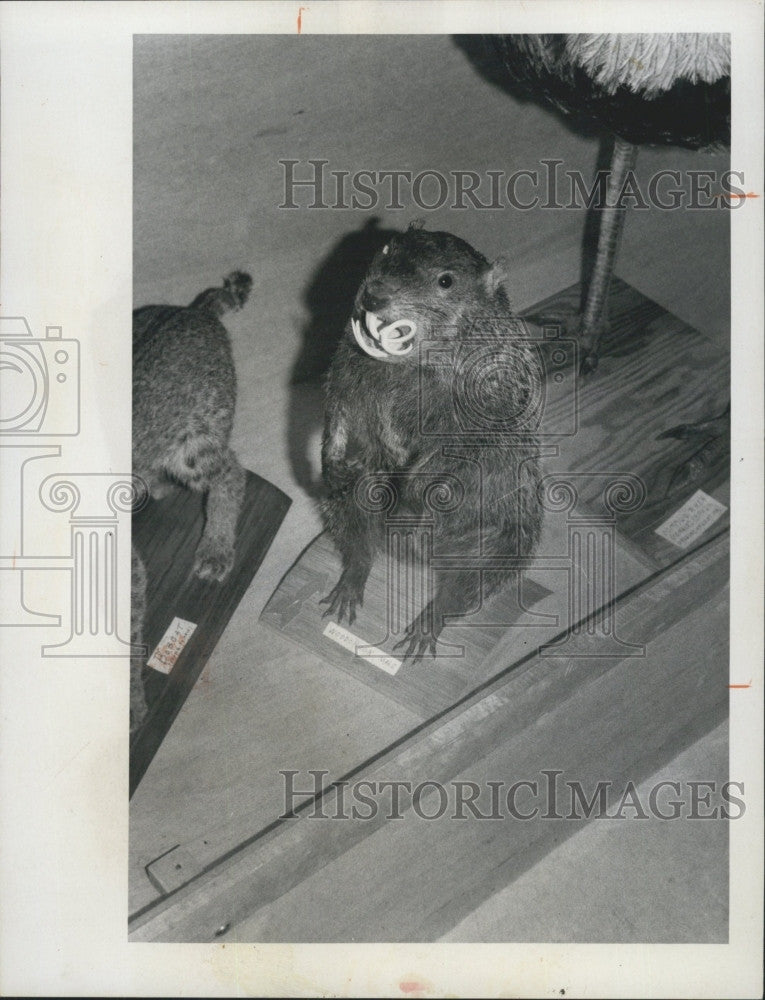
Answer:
[
  {"xmin": 655, "ymin": 489, "xmax": 727, "ymax": 549},
  {"xmin": 322, "ymin": 621, "xmax": 402, "ymax": 676},
  {"xmin": 147, "ymin": 616, "xmax": 198, "ymax": 673}
]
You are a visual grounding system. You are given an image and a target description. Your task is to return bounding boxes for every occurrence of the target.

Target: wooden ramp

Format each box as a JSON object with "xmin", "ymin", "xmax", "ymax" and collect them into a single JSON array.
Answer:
[{"xmin": 129, "ymin": 470, "xmax": 291, "ymax": 796}]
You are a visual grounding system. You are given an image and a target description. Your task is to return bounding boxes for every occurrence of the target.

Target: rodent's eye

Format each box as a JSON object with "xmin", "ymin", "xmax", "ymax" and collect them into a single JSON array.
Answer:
[
  {"xmin": 382, "ymin": 244, "xmax": 389, "ymax": 255},
  {"xmin": 438, "ymin": 273, "xmax": 454, "ymax": 289}
]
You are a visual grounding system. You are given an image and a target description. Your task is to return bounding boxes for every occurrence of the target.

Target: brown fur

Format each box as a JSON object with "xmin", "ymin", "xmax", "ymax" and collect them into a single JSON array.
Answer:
[
  {"xmin": 132, "ymin": 271, "xmax": 250, "ymax": 580},
  {"xmin": 321, "ymin": 226, "xmax": 544, "ymax": 662},
  {"xmin": 130, "ymin": 272, "xmax": 250, "ymax": 729}
]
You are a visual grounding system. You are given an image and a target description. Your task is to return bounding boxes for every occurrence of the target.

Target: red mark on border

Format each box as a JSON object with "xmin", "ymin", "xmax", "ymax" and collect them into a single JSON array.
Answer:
[
  {"xmin": 729, "ymin": 680, "xmax": 752, "ymax": 689},
  {"xmin": 400, "ymin": 983, "xmax": 428, "ymax": 996},
  {"xmin": 297, "ymin": 6, "xmax": 308, "ymax": 33}
]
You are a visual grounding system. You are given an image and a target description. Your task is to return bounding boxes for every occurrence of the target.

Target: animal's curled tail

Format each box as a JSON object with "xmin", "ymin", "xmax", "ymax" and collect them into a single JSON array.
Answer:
[{"xmin": 190, "ymin": 270, "xmax": 253, "ymax": 317}]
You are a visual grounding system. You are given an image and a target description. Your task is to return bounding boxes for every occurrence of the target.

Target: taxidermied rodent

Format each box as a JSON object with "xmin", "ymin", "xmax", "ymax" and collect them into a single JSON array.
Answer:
[
  {"xmin": 133, "ymin": 271, "xmax": 250, "ymax": 580},
  {"xmin": 321, "ymin": 224, "xmax": 544, "ymax": 661},
  {"xmin": 130, "ymin": 272, "xmax": 250, "ymax": 730}
]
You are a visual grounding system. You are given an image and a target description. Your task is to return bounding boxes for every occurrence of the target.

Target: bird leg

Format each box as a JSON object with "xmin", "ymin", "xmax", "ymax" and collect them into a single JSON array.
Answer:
[
  {"xmin": 580, "ymin": 135, "xmax": 639, "ymax": 373},
  {"xmin": 656, "ymin": 401, "xmax": 730, "ymax": 498},
  {"xmin": 657, "ymin": 401, "xmax": 730, "ymax": 443}
]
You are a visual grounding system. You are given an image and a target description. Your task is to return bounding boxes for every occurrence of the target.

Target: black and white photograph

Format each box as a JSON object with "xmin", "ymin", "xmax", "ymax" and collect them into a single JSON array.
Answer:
[{"xmin": 0, "ymin": 2, "xmax": 762, "ymax": 996}]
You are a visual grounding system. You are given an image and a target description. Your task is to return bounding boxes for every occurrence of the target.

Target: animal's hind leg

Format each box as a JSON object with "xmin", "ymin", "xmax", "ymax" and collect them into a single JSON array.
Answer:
[
  {"xmin": 145, "ymin": 468, "xmax": 174, "ymax": 500},
  {"xmin": 168, "ymin": 438, "xmax": 245, "ymax": 582},
  {"xmin": 192, "ymin": 448, "xmax": 246, "ymax": 581},
  {"xmin": 395, "ymin": 568, "xmax": 484, "ymax": 663}
]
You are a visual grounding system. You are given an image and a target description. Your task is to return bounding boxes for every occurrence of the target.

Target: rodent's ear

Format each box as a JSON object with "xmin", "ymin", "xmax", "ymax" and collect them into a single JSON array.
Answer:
[
  {"xmin": 484, "ymin": 257, "xmax": 513, "ymax": 300},
  {"xmin": 407, "ymin": 218, "xmax": 426, "ymax": 232}
]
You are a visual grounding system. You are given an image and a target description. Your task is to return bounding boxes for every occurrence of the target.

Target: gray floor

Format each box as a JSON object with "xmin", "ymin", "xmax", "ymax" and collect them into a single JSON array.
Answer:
[{"xmin": 132, "ymin": 34, "xmax": 730, "ymax": 940}]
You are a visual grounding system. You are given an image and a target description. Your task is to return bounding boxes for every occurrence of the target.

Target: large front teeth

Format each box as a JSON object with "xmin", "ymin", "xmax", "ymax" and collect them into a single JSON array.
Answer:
[
  {"xmin": 379, "ymin": 319, "xmax": 415, "ymax": 355},
  {"xmin": 352, "ymin": 316, "xmax": 388, "ymax": 358},
  {"xmin": 352, "ymin": 311, "xmax": 416, "ymax": 358},
  {"xmin": 365, "ymin": 312, "xmax": 383, "ymax": 340}
]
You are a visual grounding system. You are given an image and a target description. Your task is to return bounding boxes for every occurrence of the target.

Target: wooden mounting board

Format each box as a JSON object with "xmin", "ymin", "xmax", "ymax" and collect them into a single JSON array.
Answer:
[
  {"xmin": 526, "ymin": 278, "xmax": 729, "ymax": 563},
  {"xmin": 129, "ymin": 470, "xmax": 291, "ymax": 796},
  {"xmin": 260, "ymin": 522, "xmax": 649, "ymax": 719},
  {"xmin": 260, "ymin": 279, "xmax": 729, "ymax": 718}
]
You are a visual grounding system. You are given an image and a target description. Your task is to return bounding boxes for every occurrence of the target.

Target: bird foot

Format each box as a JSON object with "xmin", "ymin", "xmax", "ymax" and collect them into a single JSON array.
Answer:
[
  {"xmin": 656, "ymin": 405, "xmax": 730, "ymax": 444},
  {"xmin": 657, "ymin": 404, "xmax": 730, "ymax": 499},
  {"xmin": 570, "ymin": 313, "xmax": 609, "ymax": 376},
  {"xmin": 522, "ymin": 310, "xmax": 603, "ymax": 375},
  {"xmin": 579, "ymin": 350, "xmax": 600, "ymax": 375}
]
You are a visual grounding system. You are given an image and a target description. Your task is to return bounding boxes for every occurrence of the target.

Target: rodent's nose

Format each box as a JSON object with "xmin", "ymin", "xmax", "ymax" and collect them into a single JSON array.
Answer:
[{"xmin": 360, "ymin": 280, "xmax": 391, "ymax": 313}]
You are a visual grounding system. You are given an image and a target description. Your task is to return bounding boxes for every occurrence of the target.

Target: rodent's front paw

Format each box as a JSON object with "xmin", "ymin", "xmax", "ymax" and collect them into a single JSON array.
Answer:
[
  {"xmin": 320, "ymin": 574, "xmax": 365, "ymax": 626},
  {"xmin": 193, "ymin": 538, "xmax": 235, "ymax": 582}
]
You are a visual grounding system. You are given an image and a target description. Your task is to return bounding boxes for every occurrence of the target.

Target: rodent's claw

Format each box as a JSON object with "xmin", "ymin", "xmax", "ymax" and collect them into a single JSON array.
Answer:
[
  {"xmin": 320, "ymin": 582, "xmax": 360, "ymax": 626},
  {"xmin": 394, "ymin": 618, "xmax": 438, "ymax": 664}
]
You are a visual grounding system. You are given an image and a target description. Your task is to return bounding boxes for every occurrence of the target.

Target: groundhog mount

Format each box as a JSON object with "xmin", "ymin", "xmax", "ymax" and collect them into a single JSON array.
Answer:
[{"xmin": 321, "ymin": 225, "xmax": 544, "ymax": 663}]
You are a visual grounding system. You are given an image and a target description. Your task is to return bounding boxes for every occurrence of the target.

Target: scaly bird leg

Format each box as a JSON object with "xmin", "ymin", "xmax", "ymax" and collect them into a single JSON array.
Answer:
[{"xmin": 580, "ymin": 135, "xmax": 639, "ymax": 374}]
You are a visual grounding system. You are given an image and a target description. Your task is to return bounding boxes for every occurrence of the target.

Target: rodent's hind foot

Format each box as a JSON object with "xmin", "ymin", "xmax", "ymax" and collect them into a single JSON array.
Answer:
[
  {"xmin": 320, "ymin": 570, "xmax": 366, "ymax": 626},
  {"xmin": 394, "ymin": 613, "xmax": 439, "ymax": 665}
]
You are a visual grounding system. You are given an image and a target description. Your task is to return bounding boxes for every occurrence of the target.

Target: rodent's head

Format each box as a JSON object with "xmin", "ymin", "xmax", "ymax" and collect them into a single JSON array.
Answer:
[{"xmin": 350, "ymin": 225, "xmax": 516, "ymax": 362}]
